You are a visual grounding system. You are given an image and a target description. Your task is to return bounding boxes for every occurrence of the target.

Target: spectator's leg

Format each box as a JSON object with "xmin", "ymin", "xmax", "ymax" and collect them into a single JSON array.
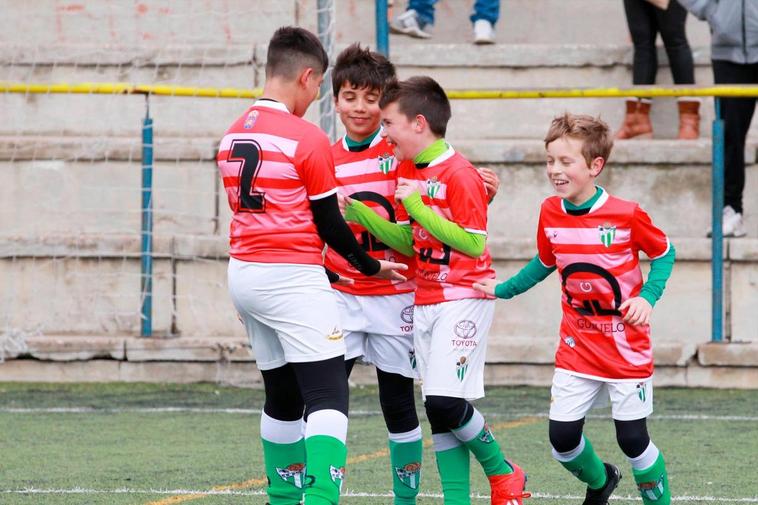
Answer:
[
  {"xmin": 623, "ymin": 0, "xmax": 658, "ymax": 85},
  {"xmin": 470, "ymin": 0, "xmax": 500, "ymax": 26},
  {"xmin": 655, "ymin": 1, "xmax": 694, "ymax": 84},
  {"xmin": 408, "ymin": 0, "xmax": 437, "ymax": 27},
  {"xmin": 713, "ymin": 60, "xmax": 757, "ymax": 215}
]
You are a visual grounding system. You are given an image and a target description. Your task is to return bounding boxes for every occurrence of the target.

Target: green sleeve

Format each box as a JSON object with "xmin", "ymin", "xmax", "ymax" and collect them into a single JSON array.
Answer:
[
  {"xmin": 344, "ymin": 199, "xmax": 415, "ymax": 257},
  {"xmin": 401, "ymin": 192, "xmax": 486, "ymax": 258},
  {"xmin": 639, "ymin": 243, "xmax": 676, "ymax": 307},
  {"xmin": 494, "ymin": 255, "xmax": 555, "ymax": 299}
]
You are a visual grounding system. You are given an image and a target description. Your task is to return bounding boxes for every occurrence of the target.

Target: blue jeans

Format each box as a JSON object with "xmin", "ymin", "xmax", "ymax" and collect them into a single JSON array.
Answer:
[{"xmin": 408, "ymin": 0, "xmax": 500, "ymax": 28}]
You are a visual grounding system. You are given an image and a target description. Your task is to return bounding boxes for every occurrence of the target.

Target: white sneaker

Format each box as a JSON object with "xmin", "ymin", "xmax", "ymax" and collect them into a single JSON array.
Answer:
[
  {"xmin": 473, "ymin": 19, "xmax": 495, "ymax": 44},
  {"xmin": 390, "ymin": 9, "xmax": 432, "ymax": 39},
  {"xmin": 707, "ymin": 205, "xmax": 747, "ymax": 238}
]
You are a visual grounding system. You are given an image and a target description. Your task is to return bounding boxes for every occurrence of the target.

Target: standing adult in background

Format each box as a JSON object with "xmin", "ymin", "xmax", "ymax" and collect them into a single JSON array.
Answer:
[
  {"xmin": 616, "ymin": 0, "xmax": 700, "ymax": 140},
  {"xmin": 390, "ymin": 0, "xmax": 500, "ymax": 45},
  {"xmin": 678, "ymin": 0, "xmax": 757, "ymax": 238}
]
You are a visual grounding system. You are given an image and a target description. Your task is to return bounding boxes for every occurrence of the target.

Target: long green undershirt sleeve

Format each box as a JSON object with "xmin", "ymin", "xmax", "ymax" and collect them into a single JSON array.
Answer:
[
  {"xmin": 344, "ymin": 199, "xmax": 415, "ymax": 257},
  {"xmin": 401, "ymin": 192, "xmax": 486, "ymax": 258},
  {"xmin": 494, "ymin": 255, "xmax": 555, "ymax": 299},
  {"xmin": 639, "ymin": 243, "xmax": 676, "ymax": 307}
]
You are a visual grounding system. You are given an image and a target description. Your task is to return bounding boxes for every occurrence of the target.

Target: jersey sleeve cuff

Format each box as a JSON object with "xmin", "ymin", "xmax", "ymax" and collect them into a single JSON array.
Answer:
[{"xmin": 308, "ymin": 188, "xmax": 338, "ymax": 200}]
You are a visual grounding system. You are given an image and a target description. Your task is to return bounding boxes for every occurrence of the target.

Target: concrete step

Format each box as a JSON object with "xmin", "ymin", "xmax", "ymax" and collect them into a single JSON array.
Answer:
[{"xmin": 2, "ymin": 136, "xmax": 755, "ymax": 238}]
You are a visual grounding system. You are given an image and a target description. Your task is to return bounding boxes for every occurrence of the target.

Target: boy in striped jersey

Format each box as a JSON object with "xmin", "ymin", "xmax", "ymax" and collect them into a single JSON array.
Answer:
[
  {"xmin": 218, "ymin": 28, "xmax": 406, "ymax": 505},
  {"xmin": 474, "ymin": 113, "xmax": 676, "ymax": 505},
  {"xmin": 340, "ymin": 76, "xmax": 530, "ymax": 505}
]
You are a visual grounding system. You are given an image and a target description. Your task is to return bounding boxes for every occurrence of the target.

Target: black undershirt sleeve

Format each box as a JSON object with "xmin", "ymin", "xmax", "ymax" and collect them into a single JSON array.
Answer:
[{"xmin": 311, "ymin": 193, "xmax": 380, "ymax": 276}]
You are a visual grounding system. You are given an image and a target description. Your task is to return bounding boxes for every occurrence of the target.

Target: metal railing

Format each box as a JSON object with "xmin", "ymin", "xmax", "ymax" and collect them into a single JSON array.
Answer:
[{"xmin": 4, "ymin": 80, "xmax": 758, "ymax": 342}]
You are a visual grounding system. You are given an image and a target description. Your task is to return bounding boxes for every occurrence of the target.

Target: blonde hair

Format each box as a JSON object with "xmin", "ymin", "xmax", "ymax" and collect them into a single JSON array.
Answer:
[{"xmin": 544, "ymin": 113, "xmax": 613, "ymax": 167}]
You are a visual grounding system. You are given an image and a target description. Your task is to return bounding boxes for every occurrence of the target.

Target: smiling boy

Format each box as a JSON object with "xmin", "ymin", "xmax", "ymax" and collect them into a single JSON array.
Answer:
[{"xmin": 474, "ymin": 113, "xmax": 676, "ymax": 505}]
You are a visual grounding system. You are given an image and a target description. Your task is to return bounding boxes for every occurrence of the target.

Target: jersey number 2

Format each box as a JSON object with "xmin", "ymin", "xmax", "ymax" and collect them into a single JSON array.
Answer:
[{"xmin": 230, "ymin": 139, "xmax": 265, "ymax": 213}]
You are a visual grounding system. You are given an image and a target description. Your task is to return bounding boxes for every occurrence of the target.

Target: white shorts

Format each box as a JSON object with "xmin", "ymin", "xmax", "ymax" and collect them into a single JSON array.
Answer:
[
  {"xmin": 228, "ymin": 258, "xmax": 345, "ymax": 371},
  {"xmin": 549, "ymin": 370, "xmax": 654, "ymax": 422},
  {"xmin": 334, "ymin": 291, "xmax": 417, "ymax": 379},
  {"xmin": 414, "ymin": 298, "xmax": 494, "ymax": 400}
]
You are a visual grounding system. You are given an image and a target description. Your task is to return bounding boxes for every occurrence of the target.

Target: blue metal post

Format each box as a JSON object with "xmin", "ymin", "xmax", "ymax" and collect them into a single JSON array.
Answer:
[
  {"xmin": 711, "ymin": 97, "xmax": 725, "ymax": 342},
  {"xmin": 140, "ymin": 95, "xmax": 154, "ymax": 337},
  {"xmin": 376, "ymin": 0, "xmax": 389, "ymax": 57}
]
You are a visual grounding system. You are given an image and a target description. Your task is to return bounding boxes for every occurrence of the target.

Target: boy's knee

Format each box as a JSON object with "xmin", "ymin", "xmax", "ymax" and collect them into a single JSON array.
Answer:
[
  {"xmin": 291, "ymin": 356, "xmax": 349, "ymax": 418},
  {"xmin": 424, "ymin": 396, "xmax": 472, "ymax": 433},
  {"xmin": 548, "ymin": 419, "xmax": 585, "ymax": 453},
  {"xmin": 377, "ymin": 369, "xmax": 418, "ymax": 433},
  {"xmin": 614, "ymin": 418, "xmax": 650, "ymax": 458}
]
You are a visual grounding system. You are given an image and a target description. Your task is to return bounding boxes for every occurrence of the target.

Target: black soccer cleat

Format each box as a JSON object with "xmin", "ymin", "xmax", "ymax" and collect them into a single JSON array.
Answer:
[{"xmin": 582, "ymin": 463, "xmax": 621, "ymax": 505}]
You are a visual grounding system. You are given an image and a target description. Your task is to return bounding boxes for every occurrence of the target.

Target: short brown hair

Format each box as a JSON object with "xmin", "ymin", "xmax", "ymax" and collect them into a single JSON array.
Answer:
[
  {"xmin": 266, "ymin": 26, "xmax": 328, "ymax": 80},
  {"xmin": 332, "ymin": 43, "xmax": 396, "ymax": 97},
  {"xmin": 544, "ymin": 113, "xmax": 613, "ymax": 166},
  {"xmin": 379, "ymin": 76, "xmax": 451, "ymax": 137}
]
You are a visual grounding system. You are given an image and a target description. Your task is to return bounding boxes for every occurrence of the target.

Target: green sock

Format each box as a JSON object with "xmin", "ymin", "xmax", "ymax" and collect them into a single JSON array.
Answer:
[
  {"xmin": 389, "ymin": 438, "xmax": 423, "ymax": 504},
  {"xmin": 434, "ymin": 438, "xmax": 470, "ymax": 505},
  {"xmin": 556, "ymin": 436, "xmax": 607, "ymax": 490},
  {"xmin": 633, "ymin": 452, "xmax": 671, "ymax": 505},
  {"xmin": 262, "ymin": 438, "xmax": 307, "ymax": 505},
  {"xmin": 453, "ymin": 411, "xmax": 511, "ymax": 477},
  {"xmin": 303, "ymin": 435, "xmax": 347, "ymax": 505}
]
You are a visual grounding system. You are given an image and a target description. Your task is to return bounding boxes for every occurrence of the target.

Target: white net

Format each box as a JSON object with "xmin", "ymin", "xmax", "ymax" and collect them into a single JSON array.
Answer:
[{"xmin": 0, "ymin": 1, "xmax": 338, "ymax": 341}]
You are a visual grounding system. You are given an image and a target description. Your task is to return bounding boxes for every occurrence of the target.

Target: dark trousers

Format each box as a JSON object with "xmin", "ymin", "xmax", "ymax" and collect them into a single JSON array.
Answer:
[
  {"xmin": 713, "ymin": 60, "xmax": 758, "ymax": 214},
  {"xmin": 623, "ymin": 0, "xmax": 694, "ymax": 85}
]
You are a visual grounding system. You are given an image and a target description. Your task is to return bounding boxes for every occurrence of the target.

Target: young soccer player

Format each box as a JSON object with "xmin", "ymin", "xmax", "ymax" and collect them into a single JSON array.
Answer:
[
  {"xmin": 340, "ymin": 76, "xmax": 530, "ymax": 505},
  {"xmin": 217, "ymin": 27, "xmax": 406, "ymax": 505},
  {"xmin": 325, "ymin": 43, "xmax": 422, "ymax": 505},
  {"xmin": 474, "ymin": 113, "xmax": 676, "ymax": 505}
]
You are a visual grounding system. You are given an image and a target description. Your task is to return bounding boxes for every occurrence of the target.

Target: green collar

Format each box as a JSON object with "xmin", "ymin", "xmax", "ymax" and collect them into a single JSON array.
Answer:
[
  {"xmin": 345, "ymin": 127, "xmax": 381, "ymax": 151},
  {"xmin": 564, "ymin": 186, "xmax": 603, "ymax": 211},
  {"xmin": 413, "ymin": 138, "xmax": 448, "ymax": 166}
]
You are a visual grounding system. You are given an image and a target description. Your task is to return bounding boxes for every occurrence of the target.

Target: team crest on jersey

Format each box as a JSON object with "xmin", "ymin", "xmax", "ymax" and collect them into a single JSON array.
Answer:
[
  {"xmin": 409, "ymin": 349, "xmax": 417, "ymax": 369},
  {"xmin": 598, "ymin": 223, "xmax": 616, "ymax": 247},
  {"xmin": 329, "ymin": 465, "xmax": 346, "ymax": 490},
  {"xmin": 243, "ymin": 110, "xmax": 259, "ymax": 129},
  {"xmin": 478, "ymin": 423, "xmax": 495, "ymax": 443},
  {"xmin": 378, "ymin": 153, "xmax": 394, "ymax": 175},
  {"xmin": 638, "ymin": 474, "xmax": 665, "ymax": 501},
  {"xmin": 276, "ymin": 462, "xmax": 306, "ymax": 488},
  {"xmin": 456, "ymin": 356, "xmax": 468, "ymax": 381},
  {"xmin": 395, "ymin": 462, "xmax": 421, "ymax": 489},
  {"xmin": 426, "ymin": 177, "xmax": 441, "ymax": 198},
  {"xmin": 636, "ymin": 382, "xmax": 646, "ymax": 402}
]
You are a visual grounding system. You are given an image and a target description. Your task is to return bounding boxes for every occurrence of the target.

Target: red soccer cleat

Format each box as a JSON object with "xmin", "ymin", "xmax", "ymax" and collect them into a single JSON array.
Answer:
[{"xmin": 488, "ymin": 460, "xmax": 532, "ymax": 505}]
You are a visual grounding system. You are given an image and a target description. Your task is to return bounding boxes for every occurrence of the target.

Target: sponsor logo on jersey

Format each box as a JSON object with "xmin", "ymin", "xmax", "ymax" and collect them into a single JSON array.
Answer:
[
  {"xmin": 401, "ymin": 305, "xmax": 415, "ymax": 324},
  {"xmin": 638, "ymin": 474, "xmax": 665, "ymax": 501},
  {"xmin": 276, "ymin": 462, "xmax": 306, "ymax": 488},
  {"xmin": 329, "ymin": 465, "xmax": 346, "ymax": 491},
  {"xmin": 409, "ymin": 349, "xmax": 417, "ymax": 369},
  {"xmin": 456, "ymin": 356, "xmax": 468, "ymax": 381},
  {"xmin": 378, "ymin": 153, "xmax": 394, "ymax": 175},
  {"xmin": 598, "ymin": 223, "xmax": 616, "ymax": 247},
  {"xmin": 426, "ymin": 177, "xmax": 441, "ymax": 199},
  {"xmin": 395, "ymin": 462, "xmax": 421, "ymax": 489},
  {"xmin": 563, "ymin": 336, "xmax": 576, "ymax": 348},
  {"xmin": 478, "ymin": 423, "xmax": 495, "ymax": 443},
  {"xmin": 327, "ymin": 326, "xmax": 344, "ymax": 341},
  {"xmin": 579, "ymin": 281, "xmax": 593, "ymax": 293},
  {"xmin": 636, "ymin": 382, "xmax": 646, "ymax": 402},
  {"xmin": 243, "ymin": 110, "xmax": 259, "ymax": 129}
]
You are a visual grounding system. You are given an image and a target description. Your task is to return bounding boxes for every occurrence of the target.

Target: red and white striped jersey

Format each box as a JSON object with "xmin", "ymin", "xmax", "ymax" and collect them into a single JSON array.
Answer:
[
  {"xmin": 324, "ymin": 134, "xmax": 416, "ymax": 295},
  {"xmin": 395, "ymin": 146, "xmax": 495, "ymax": 305},
  {"xmin": 536, "ymin": 190, "xmax": 670, "ymax": 380},
  {"xmin": 217, "ymin": 100, "xmax": 337, "ymax": 265}
]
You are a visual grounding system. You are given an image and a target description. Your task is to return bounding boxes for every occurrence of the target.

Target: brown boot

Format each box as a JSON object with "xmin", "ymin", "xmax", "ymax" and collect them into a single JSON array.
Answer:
[
  {"xmin": 615, "ymin": 99, "xmax": 653, "ymax": 139},
  {"xmin": 677, "ymin": 99, "xmax": 700, "ymax": 139}
]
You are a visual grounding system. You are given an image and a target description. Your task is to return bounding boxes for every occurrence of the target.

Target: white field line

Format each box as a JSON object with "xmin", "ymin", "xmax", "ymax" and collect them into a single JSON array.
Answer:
[
  {"xmin": 3, "ymin": 488, "xmax": 758, "ymax": 502},
  {"xmin": 1, "ymin": 407, "xmax": 757, "ymax": 422}
]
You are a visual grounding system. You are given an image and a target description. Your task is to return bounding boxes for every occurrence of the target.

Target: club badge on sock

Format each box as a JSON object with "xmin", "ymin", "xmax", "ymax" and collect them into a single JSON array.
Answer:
[
  {"xmin": 329, "ymin": 465, "xmax": 346, "ymax": 491},
  {"xmin": 395, "ymin": 462, "xmax": 421, "ymax": 489},
  {"xmin": 276, "ymin": 462, "xmax": 307, "ymax": 489},
  {"xmin": 638, "ymin": 474, "xmax": 665, "ymax": 501},
  {"xmin": 478, "ymin": 424, "xmax": 495, "ymax": 444}
]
